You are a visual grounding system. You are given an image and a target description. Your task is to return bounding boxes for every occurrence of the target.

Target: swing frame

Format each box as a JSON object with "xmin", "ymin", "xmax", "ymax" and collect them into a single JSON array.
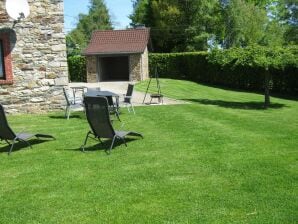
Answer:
[{"xmin": 142, "ymin": 67, "xmax": 163, "ymax": 104}]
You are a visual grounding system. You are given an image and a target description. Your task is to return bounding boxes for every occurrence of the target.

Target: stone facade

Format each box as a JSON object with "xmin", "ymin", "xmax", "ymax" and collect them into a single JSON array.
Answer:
[
  {"xmin": 129, "ymin": 54, "xmax": 141, "ymax": 81},
  {"xmin": 86, "ymin": 56, "xmax": 97, "ymax": 83},
  {"xmin": 129, "ymin": 47, "xmax": 149, "ymax": 81},
  {"xmin": 141, "ymin": 47, "xmax": 149, "ymax": 80},
  {"xmin": 0, "ymin": 0, "xmax": 68, "ymax": 113}
]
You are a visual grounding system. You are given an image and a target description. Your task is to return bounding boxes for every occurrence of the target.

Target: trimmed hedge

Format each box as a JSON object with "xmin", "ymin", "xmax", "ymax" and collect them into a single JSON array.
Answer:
[
  {"xmin": 67, "ymin": 55, "xmax": 87, "ymax": 82},
  {"xmin": 150, "ymin": 46, "xmax": 298, "ymax": 95},
  {"xmin": 149, "ymin": 52, "xmax": 209, "ymax": 81}
]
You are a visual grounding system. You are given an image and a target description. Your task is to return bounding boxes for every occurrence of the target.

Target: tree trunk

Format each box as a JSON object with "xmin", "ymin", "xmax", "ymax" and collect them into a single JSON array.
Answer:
[{"xmin": 264, "ymin": 71, "xmax": 271, "ymax": 109}]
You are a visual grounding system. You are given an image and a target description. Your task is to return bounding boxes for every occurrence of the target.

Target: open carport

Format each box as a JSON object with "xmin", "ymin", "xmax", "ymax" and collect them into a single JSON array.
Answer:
[{"xmin": 98, "ymin": 56, "xmax": 129, "ymax": 81}]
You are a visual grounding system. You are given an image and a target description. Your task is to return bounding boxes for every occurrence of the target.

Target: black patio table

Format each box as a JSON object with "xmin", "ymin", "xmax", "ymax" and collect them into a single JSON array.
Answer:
[{"xmin": 84, "ymin": 90, "xmax": 120, "ymax": 110}]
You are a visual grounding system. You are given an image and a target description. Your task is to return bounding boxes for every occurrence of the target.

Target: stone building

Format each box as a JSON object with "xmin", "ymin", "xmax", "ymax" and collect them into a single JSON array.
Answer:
[
  {"xmin": 0, "ymin": 0, "xmax": 68, "ymax": 113},
  {"xmin": 83, "ymin": 28, "xmax": 150, "ymax": 82}
]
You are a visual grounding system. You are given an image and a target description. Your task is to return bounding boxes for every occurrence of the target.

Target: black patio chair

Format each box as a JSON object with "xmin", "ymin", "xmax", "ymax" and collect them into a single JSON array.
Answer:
[
  {"xmin": 81, "ymin": 96, "xmax": 143, "ymax": 154},
  {"xmin": 122, "ymin": 84, "xmax": 135, "ymax": 114},
  {"xmin": 63, "ymin": 87, "xmax": 83, "ymax": 119},
  {"xmin": 106, "ymin": 95, "xmax": 121, "ymax": 122},
  {"xmin": 0, "ymin": 104, "xmax": 55, "ymax": 155}
]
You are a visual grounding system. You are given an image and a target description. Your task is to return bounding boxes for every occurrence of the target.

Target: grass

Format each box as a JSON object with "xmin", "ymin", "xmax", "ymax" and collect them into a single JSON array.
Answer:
[{"xmin": 0, "ymin": 79, "xmax": 297, "ymax": 223}]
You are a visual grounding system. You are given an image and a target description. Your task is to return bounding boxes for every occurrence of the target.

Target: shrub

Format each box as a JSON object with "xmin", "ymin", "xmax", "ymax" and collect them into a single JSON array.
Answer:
[{"xmin": 67, "ymin": 55, "xmax": 87, "ymax": 82}]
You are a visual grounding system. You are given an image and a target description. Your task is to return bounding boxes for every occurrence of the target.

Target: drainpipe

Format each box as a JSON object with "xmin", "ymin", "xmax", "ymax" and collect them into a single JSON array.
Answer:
[
  {"xmin": 140, "ymin": 53, "xmax": 143, "ymax": 81},
  {"xmin": 128, "ymin": 55, "xmax": 131, "ymax": 81}
]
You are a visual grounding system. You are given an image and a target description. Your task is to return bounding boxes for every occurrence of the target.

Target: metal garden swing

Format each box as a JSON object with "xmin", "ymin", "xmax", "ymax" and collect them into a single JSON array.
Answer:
[{"xmin": 142, "ymin": 67, "xmax": 163, "ymax": 104}]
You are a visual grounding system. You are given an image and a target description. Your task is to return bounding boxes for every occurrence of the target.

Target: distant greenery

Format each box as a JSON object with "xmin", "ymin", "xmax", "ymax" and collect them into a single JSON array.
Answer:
[
  {"xmin": 1, "ymin": 79, "xmax": 297, "ymax": 223},
  {"xmin": 130, "ymin": 0, "xmax": 297, "ymax": 52},
  {"xmin": 66, "ymin": 0, "xmax": 112, "ymax": 56}
]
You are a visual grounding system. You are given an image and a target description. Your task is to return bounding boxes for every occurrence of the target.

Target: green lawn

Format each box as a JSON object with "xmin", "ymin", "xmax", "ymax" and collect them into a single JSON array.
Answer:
[{"xmin": 0, "ymin": 79, "xmax": 297, "ymax": 223}]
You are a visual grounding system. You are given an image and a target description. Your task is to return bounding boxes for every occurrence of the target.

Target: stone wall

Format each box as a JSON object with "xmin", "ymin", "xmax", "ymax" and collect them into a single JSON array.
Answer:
[
  {"xmin": 129, "ymin": 49, "xmax": 149, "ymax": 81},
  {"xmin": 86, "ymin": 56, "xmax": 97, "ymax": 83},
  {"xmin": 0, "ymin": 0, "xmax": 68, "ymax": 113},
  {"xmin": 129, "ymin": 54, "xmax": 141, "ymax": 81},
  {"xmin": 141, "ymin": 47, "xmax": 149, "ymax": 80}
]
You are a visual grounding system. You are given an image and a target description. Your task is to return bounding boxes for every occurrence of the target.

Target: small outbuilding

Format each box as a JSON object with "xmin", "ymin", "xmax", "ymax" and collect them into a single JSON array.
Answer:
[{"xmin": 83, "ymin": 28, "xmax": 150, "ymax": 82}]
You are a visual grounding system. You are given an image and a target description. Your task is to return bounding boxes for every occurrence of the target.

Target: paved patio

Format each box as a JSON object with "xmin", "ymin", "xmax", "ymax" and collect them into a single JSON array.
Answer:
[{"xmin": 68, "ymin": 81, "xmax": 186, "ymax": 106}]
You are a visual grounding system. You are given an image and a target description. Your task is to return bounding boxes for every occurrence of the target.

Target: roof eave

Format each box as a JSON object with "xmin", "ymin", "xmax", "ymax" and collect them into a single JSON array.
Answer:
[{"xmin": 82, "ymin": 51, "xmax": 144, "ymax": 56}]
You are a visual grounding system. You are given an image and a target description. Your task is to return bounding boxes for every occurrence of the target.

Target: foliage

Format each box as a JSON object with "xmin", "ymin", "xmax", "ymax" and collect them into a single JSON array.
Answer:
[
  {"xmin": 1, "ymin": 80, "xmax": 297, "ymax": 222},
  {"xmin": 260, "ymin": 21, "xmax": 286, "ymax": 47},
  {"xmin": 130, "ymin": 0, "xmax": 223, "ymax": 52},
  {"xmin": 149, "ymin": 46, "xmax": 298, "ymax": 95},
  {"xmin": 66, "ymin": 0, "xmax": 112, "ymax": 56},
  {"xmin": 67, "ymin": 55, "xmax": 87, "ymax": 82},
  {"xmin": 222, "ymin": 0, "xmax": 269, "ymax": 48},
  {"xmin": 280, "ymin": 0, "xmax": 298, "ymax": 44},
  {"xmin": 181, "ymin": 0, "xmax": 224, "ymax": 51},
  {"xmin": 130, "ymin": 0, "xmax": 296, "ymax": 52},
  {"xmin": 208, "ymin": 45, "xmax": 298, "ymax": 70},
  {"xmin": 130, "ymin": 0, "xmax": 149, "ymax": 26},
  {"xmin": 264, "ymin": 0, "xmax": 297, "ymax": 44},
  {"xmin": 66, "ymin": 35, "xmax": 81, "ymax": 57}
]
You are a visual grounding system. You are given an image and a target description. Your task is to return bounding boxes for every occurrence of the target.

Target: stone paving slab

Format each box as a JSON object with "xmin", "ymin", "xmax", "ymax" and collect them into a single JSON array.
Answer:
[{"xmin": 68, "ymin": 81, "xmax": 187, "ymax": 106}]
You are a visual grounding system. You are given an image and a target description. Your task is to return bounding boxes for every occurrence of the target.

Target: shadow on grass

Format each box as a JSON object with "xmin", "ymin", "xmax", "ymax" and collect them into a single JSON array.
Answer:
[
  {"xmin": 191, "ymin": 81, "xmax": 298, "ymax": 101},
  {"xmin": 183, "ymin": 98, "xmax": 286, "ymax": 110},
  {"xmin": 48, "ymin": 114, "xmax": 84, "ymax": 120},
  {"xmin": 68, "ymin": 138, "xmax": 138, "ymax": 154},
  {"xmin": 0, "ymin": 139, "xmax": 52, "ymax": 154}
]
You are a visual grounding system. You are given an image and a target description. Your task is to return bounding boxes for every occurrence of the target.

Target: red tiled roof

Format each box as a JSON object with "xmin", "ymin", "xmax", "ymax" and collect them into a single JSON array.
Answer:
[{"xmin": 83, "ymin": 28, "xmax": 150, "ymax": 55}]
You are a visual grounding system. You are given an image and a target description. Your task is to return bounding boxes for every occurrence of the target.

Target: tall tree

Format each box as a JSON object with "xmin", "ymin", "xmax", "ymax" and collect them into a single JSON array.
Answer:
[
  {"xmin": 278, "ymin": 0, "xmax": 298, "ymax": 44},
  {"xmin": 130, "ymin": 0, "xmax": 222, "ymax": 52},
  {"xmin": 222, "ymin": 0, "xmax": 268, "ymax": 48},
  {"xmin": 130, "ymin": 0, "xmax": 150, "ymax": 26},
  {"xmin": 66, "ymin": 0, "xmax": 112, "ymax": 55},
  {"xmin": 148, "ymin": 0, "xmax": 183, "ymax": 52},
  {"xmin": 130, "ymin": 0, "xmax": 296, "ymax": 52},
  {"xmin": 180, "ymin": 0, "xmax": 224, "ymax": 51}
]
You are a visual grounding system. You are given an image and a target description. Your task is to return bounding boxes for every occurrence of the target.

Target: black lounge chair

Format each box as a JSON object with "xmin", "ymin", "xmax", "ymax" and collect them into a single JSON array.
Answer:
[
  {"xmin": 0, "ymin": 104, "xmax": 55, "ymax": 155},
  {"xmin": 81, "ymin": 96, "xmax": 143, "ymax": 154}
]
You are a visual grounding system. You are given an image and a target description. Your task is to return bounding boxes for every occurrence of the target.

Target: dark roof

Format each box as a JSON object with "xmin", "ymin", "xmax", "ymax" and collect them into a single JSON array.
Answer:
[{"xmin": 83, "ymin": 28, "xmax": 150, "ymax": 55}]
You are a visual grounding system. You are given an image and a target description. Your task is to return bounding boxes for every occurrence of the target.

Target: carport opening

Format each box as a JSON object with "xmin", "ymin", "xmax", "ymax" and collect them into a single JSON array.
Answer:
[{"xmin": 99, "ymin": 56, "xmax": 129, "ymax": 81}]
